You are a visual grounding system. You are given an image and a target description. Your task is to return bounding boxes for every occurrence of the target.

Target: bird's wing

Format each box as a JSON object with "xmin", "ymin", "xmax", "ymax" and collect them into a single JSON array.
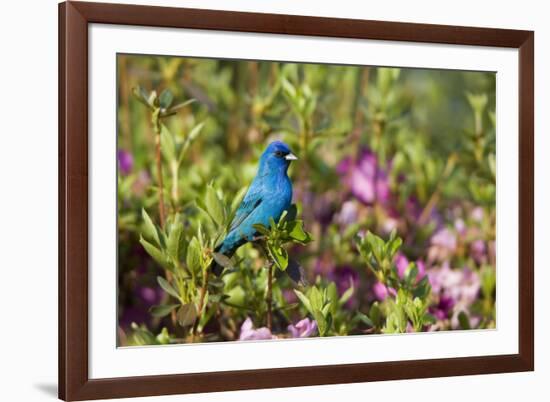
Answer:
[{"xmin": 228, "ymin": 184, "xmax": 264, "ymax": 233}]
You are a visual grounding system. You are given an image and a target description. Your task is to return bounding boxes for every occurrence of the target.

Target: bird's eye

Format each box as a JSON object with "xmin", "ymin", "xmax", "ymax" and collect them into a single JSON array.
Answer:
[{"xmin": 274, "ymin": 151, "xmax": 284, "ymax": 157}]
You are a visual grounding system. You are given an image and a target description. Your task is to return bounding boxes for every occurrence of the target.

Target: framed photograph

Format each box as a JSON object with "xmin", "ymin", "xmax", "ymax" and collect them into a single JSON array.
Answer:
[{"xmin": 59, "ymin": 1, "xmax": 534, "ymax": 400}]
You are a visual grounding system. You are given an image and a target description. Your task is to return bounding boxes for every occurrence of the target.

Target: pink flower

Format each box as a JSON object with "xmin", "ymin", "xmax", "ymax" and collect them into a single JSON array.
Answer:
[
  {"xmin": 373, "ymin": 282, "xmax": 389, "ymax": 300},
  {"xmin": 454, "ymin": 218, "xmax": 466, "ymax": 235},
  {"xmin": 338, "ymin": 149, "xmax": 391, "ymax": 205},
  {"xmin": 471, "ymin": 206, "xmax": 484, "ymax": 222},
  {"xmin": 117, "ymin": 149, "xmax": 133, "ymax": 175},
  {"xmin": 430, "ymin": 294, "xmax": 455, "ymax": 320},
  {"xmin": 395, "ymin": 253, "xmax": 426, "ymax": 282},
  {"xmin": 427, "ymin": 263, "xmax": 481, "ymax": 328},
  {"xmin": 431, "ymin": 228, "xmax": 457, "ymax": 250},
  {"xmin": 373, "ymin": 282, "xmax": 397, "ymax": 301},
  {"xmin": 239, "ymin": 318, "xmax": 276, "ymax": 341},
  {"xmin": 395, "ymin": 253, "xmax": 409, "ymax": 278},
  {"xmin": 470, "ymin": 239, "xmax": 486, "ymax": 264},
  {"xmin": 288, "ymin": 318, "xmax": 317, "ymax": 338},
  {"xmin": 336, "ymin": 200, "xmax": 358, "ymax": 226},
  {"xmin": 428, "ymin": 228, "xmax": 457, "ymax": 262}
]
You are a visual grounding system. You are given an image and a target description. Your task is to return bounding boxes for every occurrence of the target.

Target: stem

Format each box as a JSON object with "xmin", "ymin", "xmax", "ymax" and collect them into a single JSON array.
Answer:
[
  {"xmin": 258, "ymin": 241, "xmax": 274, "ymax": 330},
  {"xmin": 151, "ymin": 113, "xmax": 173, "ymax": 328},
  {"xmin": 266, "ymin": 261, "xmax": 273, "ymax": 331},
  {"xmin": 192, "ymin": 270, "xmax": 210, "ymax": 339},
  {"xmin": 154, "ymin": 128, "xmax": 166, "ymax": 227}
]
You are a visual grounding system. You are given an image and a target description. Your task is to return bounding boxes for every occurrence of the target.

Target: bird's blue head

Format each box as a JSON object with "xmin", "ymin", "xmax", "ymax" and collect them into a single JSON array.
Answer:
[{"xmin": 258, "ymin": 141, "xmax": 298, "ymax": 175}]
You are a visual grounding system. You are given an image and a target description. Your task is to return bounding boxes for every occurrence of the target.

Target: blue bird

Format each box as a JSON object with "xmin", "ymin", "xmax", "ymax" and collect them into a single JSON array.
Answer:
[{"xmin": 210, "ymin": 141, "xmax": 297, "ymax": 276}]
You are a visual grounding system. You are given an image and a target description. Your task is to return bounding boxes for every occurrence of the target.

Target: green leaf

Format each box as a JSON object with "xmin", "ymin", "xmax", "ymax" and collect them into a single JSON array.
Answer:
[
  {"xmin": 281, "ymin": 77, "xmax": 297, "ymax": 99},
  {"xmin": 252, "ymin": 223, "xmax": 270, "ymax": 236},
  {"xmin": 422, "ymin": 313, "xmax": 436, "ymax": 325},
  {"xmin": 309, "ymin": 287, "xmax": 323, "ymax": 312},
  {"xmin": 132, "ymin": 86, "xmax": 153, "ymax": 109},
  {"xmin": 269, "ymin": 245, "xmax": 288, "ymax": 271},
  {"xmin": 312, "ymin": 310, "xmax": 327, "ymax": 336},
  {"xmin": 141, "ymin": 208, "xmax": 160, "ymax": 246},
  {"xmin": 388, "ymin": 235, "xmax": 403, "ymax": 259},
  {"xmin": 355, "ymin": 312, "xmax": 374, "ymax": 327},
  {"xmin": 148, "ymin": 90, "xmax": 158, "ymax": 107},
  {"xmin": 166, "ymin": 221, "xmax": 183, "ymax": 262},
  {"xmin": 155, "ymin": 327, "xmax": 171, "ymax": 344},
  {"xmin": 339, "ymin": 280, "xmax": 354, "ymax": 306},
  {"xmin": 204, "ymin": 185, "xmax": 225, "ymax": 227},
  {"xmin": 168, "ymin": 98, "xmax": 196, "ymax": 114},
  {"xmin": 404, "ymin": 263, "xmax": 419, "ymax": 286},
  {"xmin": 150, "ymin": 304, "xmax": 179, "ymax": 317},
  {"xmin": 139, "ymin": 236, "xmax": 169, "ymax": 269},
  {"xmin": 159, "ymin": 89, "xmax": 174, "ymax": 109},
  {"xmin": 458, "ymin": 311, "xmax": 471, "ymax": 330},
  {"xmin": 294, "ymin": 289, "xmax": 312, "ymax": 315},
  {"xmin": 157, "ymin": 276, "xmax": 180, "ymax": 300},
  {"xmin": 177, "ymin": 303, "xmax": 197, "ymax": 327},
  {"xmin": 186, "ymin": 237, "xmax": 202, "ymax": 274},
  {"xmin": 160, "ymin": 124, "xmax": 176, "ymax": 162},
  {"xmin": 366, "ymin": 231, "xmax": 384, "ymax": 262},
  {"xmin": 286, "ymin": 220, "xmax": 312, "ymax": 244},
  {"xmin": 213, "ymin": 252, "xmax": 232, "ymax": 268},
  {"xmin": 369, "ymin": 302, "xmax": 382, "ymax": 327},
  {"xmin": 179, "ymin": 121, "xmax": 205, "ymax": 163}
]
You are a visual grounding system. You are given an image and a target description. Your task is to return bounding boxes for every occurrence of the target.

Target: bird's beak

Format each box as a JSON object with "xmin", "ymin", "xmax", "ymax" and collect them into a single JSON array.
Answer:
[{"xmin": 285, "ymin": 153, "xmax": 298, "ymax": 161}]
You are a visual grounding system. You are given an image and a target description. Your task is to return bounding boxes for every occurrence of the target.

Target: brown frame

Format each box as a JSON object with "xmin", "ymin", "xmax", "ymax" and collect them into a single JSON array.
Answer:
[{"xmin": 59, "ymin": 1, "xmax": 534, "ymax": 400}]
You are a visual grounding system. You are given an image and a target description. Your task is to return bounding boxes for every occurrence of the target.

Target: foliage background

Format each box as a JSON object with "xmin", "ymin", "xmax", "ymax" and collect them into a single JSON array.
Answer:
[{"xmin": 117, "ymin": 54, "xmax": 496, "ymax": 345}]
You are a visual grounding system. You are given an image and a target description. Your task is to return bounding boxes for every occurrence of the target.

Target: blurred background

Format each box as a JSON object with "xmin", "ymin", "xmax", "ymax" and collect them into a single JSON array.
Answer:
[{"xmin": 117, "ymin": 54, "xmax": 496, "ymax": 345}]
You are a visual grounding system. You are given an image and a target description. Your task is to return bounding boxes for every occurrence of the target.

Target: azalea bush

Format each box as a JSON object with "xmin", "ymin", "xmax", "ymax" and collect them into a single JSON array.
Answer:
[{"xmin": 117, "ymin": 55, "xmax": 496, "ymax": 346}]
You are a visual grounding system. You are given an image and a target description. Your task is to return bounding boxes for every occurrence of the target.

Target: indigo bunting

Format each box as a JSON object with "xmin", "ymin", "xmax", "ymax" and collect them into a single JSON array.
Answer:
[{"xmin": 210, "ymin": 141, "xmax": 297, "ymax": 276}]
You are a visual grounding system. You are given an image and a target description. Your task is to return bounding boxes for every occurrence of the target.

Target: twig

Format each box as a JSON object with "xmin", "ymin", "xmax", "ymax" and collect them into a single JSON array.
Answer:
[
  {"xmin": 154, "ymin": 130, "xmax": 166, "ymax": 227},
  {"xmin": 258, "ymin": 241, "xmax": 274, "ymax": 330},
  {"xmin": 266, "ymin": 260, "xmax": 273, "ymax": 331},
  {"xmin": 192, "ymin": 270, "xmax": 210, "ymax": 340}
]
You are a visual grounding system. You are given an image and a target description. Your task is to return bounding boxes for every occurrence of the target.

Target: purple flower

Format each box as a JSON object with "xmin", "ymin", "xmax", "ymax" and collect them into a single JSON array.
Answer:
[
  {"xmin": 336, "ymin": 200, "xmax": 358, "ymax": 226},
  {"xmin": 488, "ymin": 240, "xmax": 496, "ymax": 264},
  {"xmin": 454, "ymin": 218, "xmax": 466, "ymax": 235},
  {"xmin": 330, "ymin": 266, "xmax": 358, "ymax": 295},
  {"xmin": 428, "ymin": 228, "xmax": 457, "ymax": 262},
  {"xmin": 430, "ymin": 294, "xmax": 455, "ymax": 320},
  {"xmin": 119, "ymin": 306, "xmax": 149, "ymax": 329},
  {"xmin": 239, "ymin": 318, "xmax": 275, "ymax": 341},
  {"xmin": 136, "ymin": 285, "xmax": 163, "ymax": 307},
  {"xmin": 470, "ymin": 206, "xmax": 484, "ymax": 222},
  {"xmin": 395, "ymin": 253, "xmax": 426, "ymax": 282},
  {"xmin": 288, "ymin": 318, "xmax": 317, "ymax": 338},
  {"xmin": 373, "ymin": 282, "xmax": 397, "ymax": 301},
  {"xmin": 373, "ymin": 282, "xmax": 389, "ymax": 300},
  {"xmin": 117, "ymin": 149, "xmax": 133, "ymax": 175},
  {"xmin": 132, "ymin": 170, "xmax": 151, "ymax": 196},
  {"xmin": 427, "ymin": 262, "xmax": 481, "ymax": 328},
  {"xmin": 338, "ymin": 149, "xmax": 391, "ymax": 205},
  {"xmin": 470, "ymin": 239, "xmax": 486, "ymax": 264},
  {"xmin": 283, "ymin": 289, "xmax": 298, "ymax": 304},
  {"xmin": 329, "ymin": 265, "xmax": 359, "ymax": 308},
  {"xmin": 395, "ymin": 253, "xmax": 409, "ymax": 278}
]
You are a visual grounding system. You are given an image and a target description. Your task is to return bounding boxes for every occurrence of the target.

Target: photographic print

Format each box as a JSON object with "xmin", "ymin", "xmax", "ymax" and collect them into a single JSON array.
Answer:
[{"xmin": 116, "ymin": 54, "xmax": 496, "ymax": 346}]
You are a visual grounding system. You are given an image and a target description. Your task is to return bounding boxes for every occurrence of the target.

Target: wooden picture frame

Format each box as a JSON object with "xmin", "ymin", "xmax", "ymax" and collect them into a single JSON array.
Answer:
[{"xmin": 59, "ymin": 1, "xmax": 534, "ymax": 400}]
